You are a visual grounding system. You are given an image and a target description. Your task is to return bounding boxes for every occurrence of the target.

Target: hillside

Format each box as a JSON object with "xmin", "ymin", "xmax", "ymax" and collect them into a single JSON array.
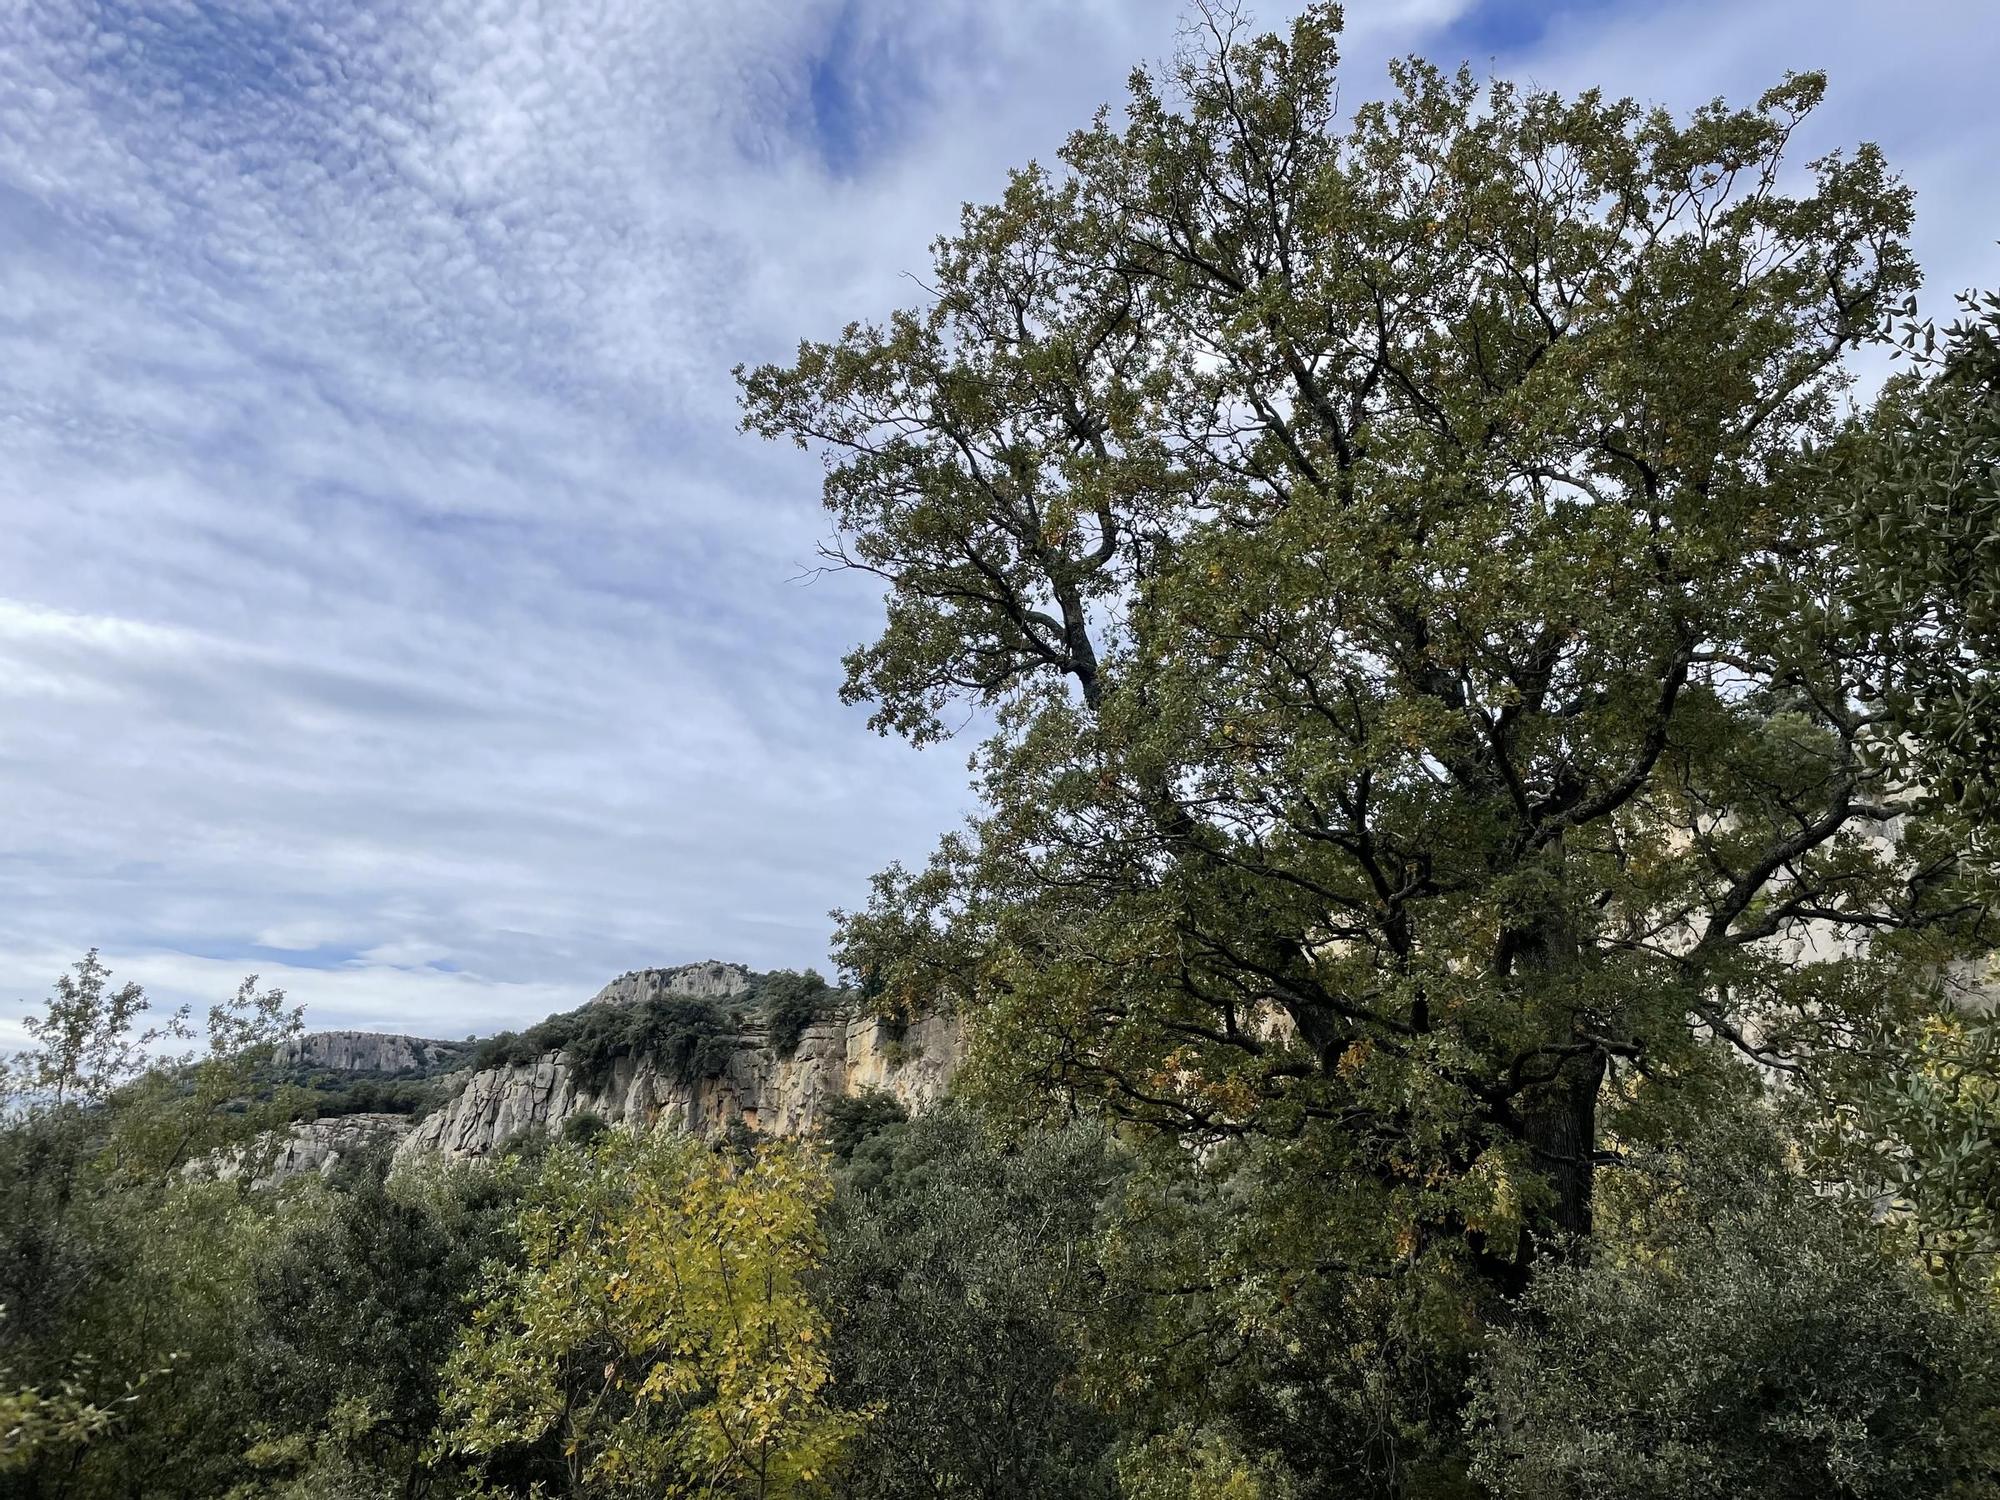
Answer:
[{"xmin": 248, "ymin": 961, "xmax": 961, "ymax": 1182}]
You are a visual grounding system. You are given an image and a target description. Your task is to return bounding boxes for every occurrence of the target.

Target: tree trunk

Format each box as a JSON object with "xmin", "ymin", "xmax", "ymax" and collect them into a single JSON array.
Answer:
[
  {"xmin": 1516, "ymin": 1048, "xmax": 1606, "ymax": 1260},
  {"xmin": 1496, "ymin": 900, "xmax": 1606, "ymax": 1279}
]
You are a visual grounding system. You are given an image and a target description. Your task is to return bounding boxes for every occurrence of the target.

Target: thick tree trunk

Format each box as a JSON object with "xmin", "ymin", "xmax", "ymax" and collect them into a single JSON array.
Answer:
[
  {"xmin": 1496, "ymin": 903, "xmax": 1607, "ymax": 1278},
  {"xmin": 1517, "ymin": 1049, "xmax": 1606, "ymax": 1254},
  {"xmin": 1465, "ymin": 1050, "xmax": 1606, "ymax": 1299}
]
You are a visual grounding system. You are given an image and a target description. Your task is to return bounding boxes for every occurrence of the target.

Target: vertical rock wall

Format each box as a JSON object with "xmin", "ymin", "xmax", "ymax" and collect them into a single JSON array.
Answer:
[{"xmin": 393, "ymin": 1009, "xmax": 963, "ymax": 1164}]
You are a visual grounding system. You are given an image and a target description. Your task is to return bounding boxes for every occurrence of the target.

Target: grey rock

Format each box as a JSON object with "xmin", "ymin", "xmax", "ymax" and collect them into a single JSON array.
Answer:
[
  {"xmin": 206, "ymin": 1113, "xmax": 416, "ymax": 1189},
  {"xmin": 276, "ymin": 1030, "xmax": 466, "ymax": 1075},
  {"xmin": 587, "ymin": 962, "xmax": 754, "ymax": 1006},
  {"xmin": 396, "ymin": 1007, "xmax": 962, "ymax": 1165}
]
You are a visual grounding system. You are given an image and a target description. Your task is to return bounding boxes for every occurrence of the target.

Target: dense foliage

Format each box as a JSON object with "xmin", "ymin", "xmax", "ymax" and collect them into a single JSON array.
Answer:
[
  {"xmin": 819, "ymin": 1108, "xmax": 1125, "ymax": 1498},
  {"xmin": 283, "ymin": 1073, "xmax": 448, "ymax": 1118},
  {"xmin": 7, "ymin": 952, "xmax": 2000, "ymax": 1498},
  {"xmin": 1468, "ymin": 1122, "xmax": 2000, "ymax": 1498},
  {"xmin": 437, "ymin": 1132, "xmax": 855, "ymax": 1497},
  {"xmin": 470, "ymin": 994, "xmax": 739, "ymax": 1086},
  {"xmin": 0, "ymin": 952, "xmax": 306, "ymax": 1495},
  {"xmin": 9, "ymin": 8, "xmax": 2000, "ymax": 1498},
  {"xmin": 237, "ymin": 1155, "xmax": 521, "ymax": 1498},
  {"xmin": 754, "ymin": 969, "xmax": 841, "ymax": 1057},
  {"xmin": 745, "ymin": 0, "xmax": 1976, "ymax": 1277},
  {"xmin": 461, "ymin": 968, "xmax": 843, "ymax": 1082}
]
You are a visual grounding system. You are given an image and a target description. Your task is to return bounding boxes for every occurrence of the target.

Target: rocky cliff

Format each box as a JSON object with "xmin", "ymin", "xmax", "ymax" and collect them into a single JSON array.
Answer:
[
  {"xmin": 275, "ymin": 1029, "xmax": 468, "ymax": 1075},
  {"xmin": 208, "ymin": 1113, "xmax": 417, "ymax": 1188},
  {"xmin": 395, "ymin": 1008, "xmax": 961, "ymax": 1164},
  {"xmin": 246, "ymin": 963, "xmax": 965, "ymax": 1172},
  {"xmin": 586, "ymin": 960, "xmax": 757, "ymax": 1003}
]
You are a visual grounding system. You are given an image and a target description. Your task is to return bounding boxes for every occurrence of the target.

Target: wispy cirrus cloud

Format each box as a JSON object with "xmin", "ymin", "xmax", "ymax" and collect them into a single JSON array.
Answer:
[{"xmin": 0, "ymin": 0, "xmax": 1990, "ymax": 1045}]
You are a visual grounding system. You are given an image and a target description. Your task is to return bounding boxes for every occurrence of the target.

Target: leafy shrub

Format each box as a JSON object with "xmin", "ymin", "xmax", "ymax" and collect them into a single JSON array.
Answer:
[
  {"xmin": 1467, "ymin": 1144, "xmax": 2000, "ymax": 1499},
  {"xmin": 437, "ymin": 1133, "xmax": 856, "ymax": 1495},
  {"xmin": 305, "ymin": 1077, "xmax": 442, "ymax": 1118},
  {"xmin": 819, "ymin": 1091, "xmax": 908, "ymax": 1163},
  {"xmin": 470, "ymin": 998, "xmax": 740, "ymax": 1089},
  {"xmin": 593, "ymin": 997, "xmax": 740, "ymax": 1086},
  {"xmin": 464, "ymin": 969, "xmax": 861, "ymax": 1082},
  {"xmin": 821, "ymin": 1109, "xmax": 1127, "ymax": 1497},
  {"xmin": 754, "ymin": 969, "xmax": 836, "ymax": 1057},
  {"xmin": 469, "ymin": 1019, "xmax": 572, "ymax": 1073}
]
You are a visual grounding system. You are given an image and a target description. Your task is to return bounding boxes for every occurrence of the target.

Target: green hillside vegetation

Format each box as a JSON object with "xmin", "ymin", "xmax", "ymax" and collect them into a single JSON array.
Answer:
[
  {"xmin": 247, "ymin": 1048, "xmax": 469, "ymax": 1122},
  {"xmin": 282, "ymin": 1073, "xmax": 445, "ymax": 1118},
  {"xmin": 9, "ymin": 6, "xmax": 2000, "ymax": 1497},
  {"xmin": 756, "ymin": 969, "xmax": 842, "ymax": 1056},
  {"xmin": 467, "ymin": 994, "xmax": 740, "ymax": 1084},
  {"xmin": 462, "ymin": 968, "xmax": 846, "ymax": 1083},
  {"xmin": 242, "ymin": 967, "xmax": 847, "ymax": 1129}
]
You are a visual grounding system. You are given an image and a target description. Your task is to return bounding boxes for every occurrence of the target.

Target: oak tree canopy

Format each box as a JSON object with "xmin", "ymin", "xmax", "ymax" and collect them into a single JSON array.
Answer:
[{"xmin": 741, "ymin": 1, "xmax": 1998, "ymax": 1287}]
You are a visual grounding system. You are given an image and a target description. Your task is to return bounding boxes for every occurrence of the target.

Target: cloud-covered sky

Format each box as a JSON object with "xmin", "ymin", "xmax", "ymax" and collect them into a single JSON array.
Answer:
[{"xmin": 2, "ymin": 0, "xmax": 1994, "ymax": 1045}]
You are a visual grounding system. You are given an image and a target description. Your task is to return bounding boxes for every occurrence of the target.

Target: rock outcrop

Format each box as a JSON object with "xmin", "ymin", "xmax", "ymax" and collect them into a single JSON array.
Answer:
[
  {"xmin": 275, "ymin": 1030, "xmax": 467, "ymax": 1075},
  {"xmin": 396, "ymin": 1007, "xmax": 961, "ymax": 1165},
  {"xmin": 587, "ymin": 961, "xmax": 755, "ymax": 1004},
  {"xmin": 209, "ymin": 1113, "xmax": 416, "ymax": 1188}
]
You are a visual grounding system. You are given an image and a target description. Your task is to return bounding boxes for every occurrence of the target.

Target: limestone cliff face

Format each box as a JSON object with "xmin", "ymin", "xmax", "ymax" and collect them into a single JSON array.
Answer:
[
  {"xmin": 587, "ymin": 961, "xmax": 756, "ymax": 1004},
  {"xmin": 395, "ymin": 1009, "xmax": 962, "ymax": 1164},
  {"xmin": 275, "ymin": 1030, "xmax": 467, "ymax": 1075},
  {"xmin": 210, "ymin": 1113, "xmax": 417, "ymax": 1188}
]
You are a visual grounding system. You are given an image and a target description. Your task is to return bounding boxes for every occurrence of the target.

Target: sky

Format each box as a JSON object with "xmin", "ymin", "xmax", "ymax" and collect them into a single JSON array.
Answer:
[{"xmin": 2, "ymin": 0, "xmax": 1995, "ymax": 1047}]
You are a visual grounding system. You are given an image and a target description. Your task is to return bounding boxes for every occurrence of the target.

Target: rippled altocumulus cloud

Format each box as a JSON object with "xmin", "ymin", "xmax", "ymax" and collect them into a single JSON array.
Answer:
[{"xmin": 0, "ymin": 0, "xmax": 1990, "ymax": 1044}]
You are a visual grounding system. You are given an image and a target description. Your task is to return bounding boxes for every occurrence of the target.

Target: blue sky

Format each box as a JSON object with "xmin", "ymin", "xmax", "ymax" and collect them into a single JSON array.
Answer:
[{"xmin": 2, "ymin": 0, "xmax": 1995, "ymax": 1045}]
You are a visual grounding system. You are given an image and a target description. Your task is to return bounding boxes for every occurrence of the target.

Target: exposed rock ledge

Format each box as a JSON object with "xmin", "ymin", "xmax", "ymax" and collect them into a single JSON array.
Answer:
[
  {"xmin": 208, "ymin": 1113, "xmax": 416, "ymax": 1188},
  {"xmin": 274, "ymin": 1030, "xmax": 467, "ymax": 1075},
  {"xmin": 588, "ymin": 960, "xmax": 756, "ymax": 1004},
  {"xmin": 395, "ymin": 1010, "xmax": 962, "ymax": 1164}
]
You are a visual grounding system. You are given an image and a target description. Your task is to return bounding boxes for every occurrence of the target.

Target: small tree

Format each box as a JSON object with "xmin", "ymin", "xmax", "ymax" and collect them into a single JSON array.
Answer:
[
  {"xmin": 438, "ymin": 1131, "xmax": 859, "ymax": 1498},
  {"xmin": 819, "ymin": 1109, "xmax": 1124, "ymax": 1499},
  {"xmin": 0, "ymin": 954, "xmax": 301, "ymax": 1495},
  {"xmin": 758, "ymin": 970, "xmax": 835, "ymax": 1058},
  {"xmin": 107, "ymin": 972, "xmax": 304, "ymax": 1179},
  {"xmin": 14, "ymin": 949, "xmax": 182, "ymax": 1109},
  {"xmin": 238, "ymin": 1161, "xmax": 518, "ymax": 1499}
]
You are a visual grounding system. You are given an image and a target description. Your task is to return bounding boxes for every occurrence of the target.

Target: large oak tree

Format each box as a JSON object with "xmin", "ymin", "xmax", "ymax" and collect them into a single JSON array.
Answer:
[{"xmin": 741, "ymin": 3, "xmax": 1996, "ymax": 1291}]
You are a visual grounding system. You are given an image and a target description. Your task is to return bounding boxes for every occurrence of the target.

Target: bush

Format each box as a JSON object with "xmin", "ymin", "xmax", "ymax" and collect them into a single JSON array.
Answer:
[
  {"xmin": 462, "ymin": 969, "xmax": 860, "ymax": 1081},
  {"xmin": 1467, "ymin": 1147, "xmax": 2000, "ymax": 1499},
  {"xmin": 467, "ymin": 998, "xmax": 738, "ymax": 1089},
  {"xmin": 468, "ymin": 1019, "xmax": 572, "ymax": 1073},
  {"xmin": 820, "ymin": 1091, "xmax": 908, "ymax": 1163},
  {"xmin": 437, "ymin": 1134, "xmax": 855, "ymax": 1495},
  {"xmin": 305, "ymin": 1077, "xmax": 441, "ymax": 1118},
  {"xmin": 755, "ymin": 970, "xmax": 836, "ymax": 1057},
  {"xmin": 819, "ymin": 1109, "xmax": 1126, "ymax": 1498}
]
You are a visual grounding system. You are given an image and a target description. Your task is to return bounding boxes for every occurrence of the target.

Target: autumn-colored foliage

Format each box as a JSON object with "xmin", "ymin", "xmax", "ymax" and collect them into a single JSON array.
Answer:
[{"xmin": 437, "ymin": 1132, "xmax": 860, "ymax": 1498}]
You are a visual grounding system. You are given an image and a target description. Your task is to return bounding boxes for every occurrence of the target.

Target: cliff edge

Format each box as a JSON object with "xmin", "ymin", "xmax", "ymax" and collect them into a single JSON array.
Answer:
[
  {"xmin": 262, "ymin": 962, "xmax": 962, "ymax": 1173},
  {"xmin": 395, "ymin": 1007, "xmax": 961, "ymax": 1164}
]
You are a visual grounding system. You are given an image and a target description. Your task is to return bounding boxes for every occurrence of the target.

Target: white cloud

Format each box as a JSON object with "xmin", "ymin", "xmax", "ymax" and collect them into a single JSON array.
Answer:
[
  {"xmin": 1461, "ymin": 0, "xmax": 2000, "ymax": 315},
  {"xmin": 0, "ymin": 0, "xmax": 1991, "ymax": 1044}
]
